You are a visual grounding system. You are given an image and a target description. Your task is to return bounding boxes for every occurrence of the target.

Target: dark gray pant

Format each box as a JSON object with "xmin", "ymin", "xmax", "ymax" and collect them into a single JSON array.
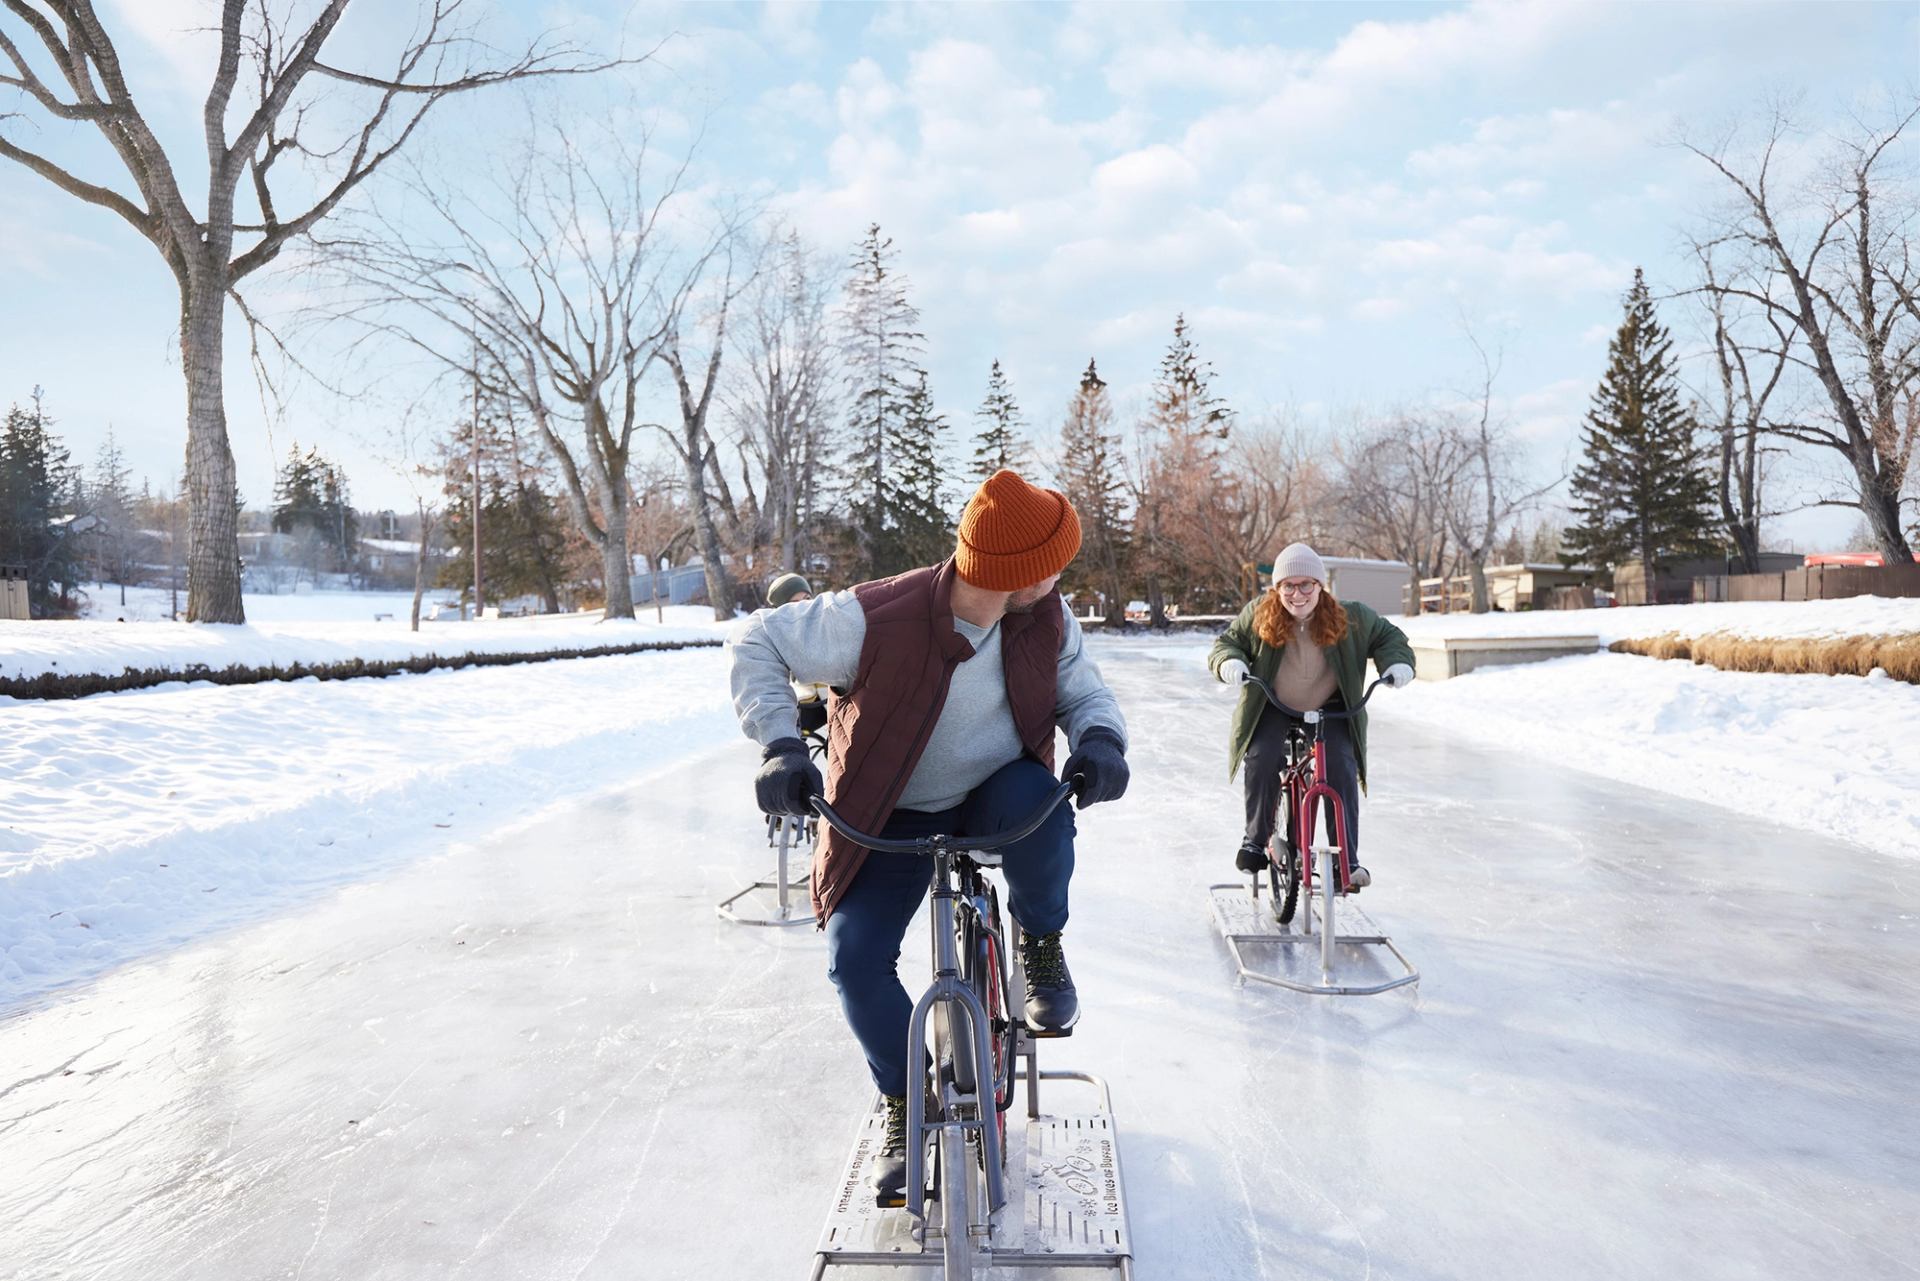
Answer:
[{"xmin": 1241, "ymin": 705, "xmax": 1361, "ymax": 872}]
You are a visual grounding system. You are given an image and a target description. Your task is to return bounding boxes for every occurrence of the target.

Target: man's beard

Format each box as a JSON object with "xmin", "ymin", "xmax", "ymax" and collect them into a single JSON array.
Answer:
[{"xmin": 1005, "ymin": 587, "xmax": 1050, "ymax": 614}]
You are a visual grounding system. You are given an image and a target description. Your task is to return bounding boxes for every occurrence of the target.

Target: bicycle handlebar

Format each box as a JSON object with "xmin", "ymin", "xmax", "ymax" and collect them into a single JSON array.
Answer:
[
  {"xmin": 1245, "ymin": 674, "xmax": 1390, "ymax": 723},
  {"xmin": 809, "ymin": 779, "xmax": 1077, "ymax": 855}
]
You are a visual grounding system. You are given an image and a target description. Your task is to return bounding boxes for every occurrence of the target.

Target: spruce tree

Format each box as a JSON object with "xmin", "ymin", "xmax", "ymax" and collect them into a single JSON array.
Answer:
[
  {"xmin": 882, "ymin": 370, "xmax": 954, "ymax": 574},
  {"xmin": 272, "ymin": 444, "xmax": 358, "ymax": 571},
  {"xmin": 971, "ymin": 359, "xmax": 1027, "ymax": 481},
  {"xmin": 89, "ymin": 426, "xmax": 139, "ymax": 599},
  {"xmin": 0, "ymin": 389, "xmax": 81, "ymax": 615},
  {"xmin": 1565, "ymin": 269, "xmax": 1719, "ymax": 574},
  {"xmin": 1141, "ymin": 315, "xmax": 1235, "ymax": 622},
  {"xmin": 836, "ymin": 225, "xmax": 925, "ymax": 578},
  {"xmin": 1057, "ymin": 359, "xmax": 1130, "ymax": 624}
]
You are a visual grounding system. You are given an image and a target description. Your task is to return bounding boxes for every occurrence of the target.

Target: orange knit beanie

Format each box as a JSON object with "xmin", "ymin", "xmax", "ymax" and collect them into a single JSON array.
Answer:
[{"xmin": 954, "ymin": 469, "xmax": 1082, "ymax": 590}]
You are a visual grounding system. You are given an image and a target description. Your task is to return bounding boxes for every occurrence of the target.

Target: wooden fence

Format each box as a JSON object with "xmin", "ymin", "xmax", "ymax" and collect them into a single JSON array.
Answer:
[{"xmin": 1692, "ymin": 562, "xmax": 1920, "ymax": 603}]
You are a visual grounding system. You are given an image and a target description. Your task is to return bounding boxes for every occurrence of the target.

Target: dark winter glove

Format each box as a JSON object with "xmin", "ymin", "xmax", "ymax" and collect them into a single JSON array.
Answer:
[
  {"xmin": 755, "ymin": 737, "xmax": 823, "ymax": 817},
  {"xmin": 1062, "ymin": 728, "xmax": 1129, "ymax": 811}
]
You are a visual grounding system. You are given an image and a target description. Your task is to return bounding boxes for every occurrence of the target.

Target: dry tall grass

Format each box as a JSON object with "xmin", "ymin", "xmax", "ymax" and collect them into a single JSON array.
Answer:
[{"xmin": 1609, "ymin": 632, "xmax": 1920, "ymax": 684}]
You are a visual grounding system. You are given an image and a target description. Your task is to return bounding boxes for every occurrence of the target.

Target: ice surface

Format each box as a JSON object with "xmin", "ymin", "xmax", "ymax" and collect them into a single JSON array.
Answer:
[{"xmin": 2, "ymin": 645, "xmax": 1916, "ymax": 1279}]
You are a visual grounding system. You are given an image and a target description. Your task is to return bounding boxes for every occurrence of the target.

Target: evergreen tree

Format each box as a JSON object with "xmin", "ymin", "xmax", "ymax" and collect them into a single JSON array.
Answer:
[
  {"xmin": 881, "ymin": 369, "xmax": 954, "ymax": 574},
  {"xmin": 272, "ymin": 444, "xmax": 358, "ymax": 572},
  {"xmin": 836, "ymin": 225, "xmax": 926, "ymax": 578},
  {"xmin": 0, "ymin": 388, "xmax": 82, "ymax": 615},
  {"xmin": 88, "ymin": 425, "xmax": 140, "ymax": 600},
  {"xmin": 971, "ymin": 359, "xmax": 1028, "ymax": 481},
  {"xmin": 1564, "ymin": 269, "xmax": 1719, "ymax": 573},
  {"xmin": 1058, "ymin": 359, "xmax": 1130, "ymax": 624},
  {"xmin": 1139, "ymin": 314, "xmax": 1236, "ymax": 621},
  {"xmin": 437, "ymin": 410, "xmax": 572, "ymax": 612}
]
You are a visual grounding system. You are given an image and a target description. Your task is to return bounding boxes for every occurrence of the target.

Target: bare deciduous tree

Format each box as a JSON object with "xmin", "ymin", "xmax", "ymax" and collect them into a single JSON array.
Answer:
[
  {"xmin": 1336, "ymin": 411, "xmax": 1471, "ymax": 615},
  {"xmin": 0, "ymin": 0, "xmax": 630, "ymax": 621},
  {"xmin": 320, "ymin": 126, "xmax": 724, "ymax": 620},
  {"xmin": 1444, "ymin": 329, "xmax": 1562, "ymax": 612},
  {"xmin": 724, "ymin": 227, "xmax": 835, "ymax": 577},
  {"xmin": 1684, "ymin": 102, "xmax": 1920, "ymax": 566},
  {"xmin": 1688, "ymin": 244, "xmax": 1793, "ymax": 572},
  {"xmin": 658, "ymin": 243, "xmax": 752, "ymax": 622}
]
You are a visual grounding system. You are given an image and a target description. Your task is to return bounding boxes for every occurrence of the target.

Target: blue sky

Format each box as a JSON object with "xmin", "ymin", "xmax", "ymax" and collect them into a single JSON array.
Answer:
[{"xmin": 2, "ymin": 0, "xmax": 1915, "ymax": 549}]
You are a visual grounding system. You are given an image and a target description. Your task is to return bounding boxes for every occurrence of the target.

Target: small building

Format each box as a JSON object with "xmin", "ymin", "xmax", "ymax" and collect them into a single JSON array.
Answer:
[
  {"xmin": 1406, "ymin": 563, "xmax": 1597, "ymax": 613},
  {"xmin": 1, "ymin": 564, "xmax": 28, "ymax": 621},
  {"xmin": 1320, "ymin": 557, "xmax": 1412, "ymax": 616}
]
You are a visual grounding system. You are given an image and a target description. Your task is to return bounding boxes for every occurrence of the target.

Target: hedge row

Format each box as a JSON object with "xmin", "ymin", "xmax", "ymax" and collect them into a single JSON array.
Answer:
[
  {"xmin": 1608, "ymin": 631, "xmax": 1920, "ymax": 684},
  {"xmin": 0, "ymin": 638, "xmax": 725, "ymax": 701}
]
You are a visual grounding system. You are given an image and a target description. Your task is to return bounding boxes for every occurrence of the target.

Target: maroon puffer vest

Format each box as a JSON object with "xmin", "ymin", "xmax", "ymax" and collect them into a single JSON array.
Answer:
[{"xmin": 812, "ymin": 558, "xmax": 1062, "ymax": 922}]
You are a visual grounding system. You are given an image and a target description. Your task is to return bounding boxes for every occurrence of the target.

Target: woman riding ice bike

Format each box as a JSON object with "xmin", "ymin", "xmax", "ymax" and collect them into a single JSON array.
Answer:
[{"xmin": 1209, "ymin": 543, "xmax": 1416, "ymax": 894}]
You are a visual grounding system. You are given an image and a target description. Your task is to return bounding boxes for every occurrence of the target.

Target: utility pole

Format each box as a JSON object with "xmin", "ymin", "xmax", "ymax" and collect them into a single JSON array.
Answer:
[{"xmin": 471, "ymin": 361, "xmax": 485, "ymax": 619}]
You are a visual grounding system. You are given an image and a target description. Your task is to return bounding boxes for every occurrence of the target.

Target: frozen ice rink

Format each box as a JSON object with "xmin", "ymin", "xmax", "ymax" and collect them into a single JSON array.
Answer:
[{"xmin": 3, "ymin": 644, "xmax": 1915, "ymax": 1279}]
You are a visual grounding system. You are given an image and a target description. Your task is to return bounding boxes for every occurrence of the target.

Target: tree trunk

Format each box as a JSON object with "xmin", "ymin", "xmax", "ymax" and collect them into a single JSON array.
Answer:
[
  {"xmin": 1405, "ymin": 566, "xmax": 1422, "ymax": 617},
  {"xmin": 1468, "ymin": 556, "xmax": 1489, "ymax": 613},
  {"xmin": 600, "ymin": 483, "xmax": 636, "ymax": 620},
  {"xmin": 686, "ymin": 467, "xmax": 733, "ymax": 621},
  {"xmin": 1859, "ymin": 462, "xmax": 1915, "ymax": 566},
  {"xmin": 181, "ymin": 281, "xmax": 245, "ymax": 623},
  {"xmin": 410, "ymin": 505, "xmax": 435, "ymax": 632}
]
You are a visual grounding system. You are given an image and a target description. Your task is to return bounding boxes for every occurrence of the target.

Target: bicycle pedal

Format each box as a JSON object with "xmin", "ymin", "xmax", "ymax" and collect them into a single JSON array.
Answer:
[
  {"xmin": 1023, "ymin": 1023, "xmax": 1074, "ymax": 1039},
  {"xmin": 874, "ymin": 1191, "xmax": 905, "ymax": 1209}
]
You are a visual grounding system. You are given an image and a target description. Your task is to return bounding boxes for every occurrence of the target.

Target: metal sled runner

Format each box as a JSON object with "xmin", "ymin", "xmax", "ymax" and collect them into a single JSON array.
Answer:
[
  {"xmin": 717, "ymin": 729, "xmax": 828, "ymax": 927},
  {"xmin": 1210, "ymin": 842, "xmax": 1418, "ymax": 995},
  {"xmin": 810, "ymin": 1035, "xmax": 1133, "ymax": 1278},
  {"xmin": 715, "ymin": 812, "xmax": 815, "ymax": 926}
]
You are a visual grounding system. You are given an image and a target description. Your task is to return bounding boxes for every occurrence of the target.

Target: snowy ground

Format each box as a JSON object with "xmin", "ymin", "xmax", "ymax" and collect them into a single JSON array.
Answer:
[
  {"xmin": 2, "ymin": 643, "xmax": 1914, "ymax": 1280},
  {"xmin": 0, "ymin": 647, "xmax": 735, "ymax": 1004},
  {"xmin": 3, "ymin": 589, "xmax": 727, "ymax": 681},
  {"xmin": 1394, "ymin": 594, "xmax": 1920, "ymax": 643}
]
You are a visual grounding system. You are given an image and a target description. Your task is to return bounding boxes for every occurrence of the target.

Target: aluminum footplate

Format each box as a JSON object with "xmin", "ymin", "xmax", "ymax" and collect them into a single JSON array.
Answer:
[
  {"xmin": 814, "ymin": 1105, "xmax": 928, "ymax": 1265},
  {"xmin": 1208, "ymin": 880, "xmax": 1419, "ymax": 995},
  {"xmin": 1021, "ymin": 1110, "xmax": 1129, "ymax": 1264},
  {"xmin": 814, "ymin": 1086, "xmax": 1133, "ymax": 1274}
]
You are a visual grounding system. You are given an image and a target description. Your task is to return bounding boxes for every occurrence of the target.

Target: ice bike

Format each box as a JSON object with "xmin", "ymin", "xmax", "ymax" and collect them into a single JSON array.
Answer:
[
  {"xmin": 807, "ymin": 781, "xmax": 1134, "ymax": 1280},
  {"xmin": 716, "ymin": 713, "xmax": 830, "ymax": 926},
  {"xmin": 1208, "ymin": 674, "xmax": 1420, "ymax": 996}
]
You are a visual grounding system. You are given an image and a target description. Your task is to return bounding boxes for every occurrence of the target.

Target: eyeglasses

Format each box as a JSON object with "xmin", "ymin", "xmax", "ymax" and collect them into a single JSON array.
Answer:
[{"xmin": 1278, "ymin": 580, "xmax": 1320, "ymax": 597}]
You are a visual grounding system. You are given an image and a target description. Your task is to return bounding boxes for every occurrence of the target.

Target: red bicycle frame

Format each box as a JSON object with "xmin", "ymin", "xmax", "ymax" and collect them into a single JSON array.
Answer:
[{"xmin": 1281, "ymin": 730, "xmax": 1354, "ymax": 895}]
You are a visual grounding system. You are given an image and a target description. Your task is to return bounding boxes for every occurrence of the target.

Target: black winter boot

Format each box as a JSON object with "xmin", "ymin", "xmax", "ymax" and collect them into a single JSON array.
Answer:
[
  {"xmin": 1236, "ymin": 842, "xmax": 1269, "ymax": 873},
  {"xmin": 1020, "ymin": 930, "xmax": 1079, "ymax": 1032},
  {"xmin": 869, "ymin": 1093, "xmax": 909, "ymax": 1203}
]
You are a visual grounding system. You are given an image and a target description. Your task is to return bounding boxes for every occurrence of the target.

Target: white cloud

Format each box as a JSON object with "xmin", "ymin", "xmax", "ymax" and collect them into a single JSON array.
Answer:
[{"xmin": 1092, "ymin": 145, "xmax": 1200, "ymax": 203}]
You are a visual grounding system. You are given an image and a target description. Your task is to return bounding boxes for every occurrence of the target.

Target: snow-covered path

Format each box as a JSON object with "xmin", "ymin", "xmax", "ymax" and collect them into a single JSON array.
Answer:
[{"xmin": 3, "ymin": 646, "xmax": 1915, "ymax": 1280}]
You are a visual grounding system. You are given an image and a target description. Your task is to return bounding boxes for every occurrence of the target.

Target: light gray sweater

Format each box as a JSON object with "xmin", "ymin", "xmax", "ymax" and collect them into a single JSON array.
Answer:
[{"xmin": 729, "ymin": 591, "xmax": 1127, "ymax": 813}]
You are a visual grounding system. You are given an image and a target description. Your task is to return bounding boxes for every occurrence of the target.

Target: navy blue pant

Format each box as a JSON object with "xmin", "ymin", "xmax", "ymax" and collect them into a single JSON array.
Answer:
[
  {"xmin": 1242, "ymin": 705, "xmax": 1361, "ymax": 873},
  {"xmin": 825, "ymin": 758, "xmax": 1075, "ymax": 1098}
]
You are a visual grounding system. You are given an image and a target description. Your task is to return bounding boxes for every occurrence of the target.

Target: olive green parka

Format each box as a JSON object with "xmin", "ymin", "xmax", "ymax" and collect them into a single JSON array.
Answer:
[{"xmin": 1206, "ymin": 596, "xmax": 1415, "ymax": 788}]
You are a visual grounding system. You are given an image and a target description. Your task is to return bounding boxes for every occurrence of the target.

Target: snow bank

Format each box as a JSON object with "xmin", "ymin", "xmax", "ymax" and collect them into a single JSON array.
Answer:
[
  {"xmin": 1, "ymin": 594, "xmax": 731, "ymax": 683},
  {"xmin": 0, "ymin": 647, "xmax": 738, "ymax": 1007},
  {"xmin": 1374, "ymin": 651, "xmax": 1920, "ymax": 861},
  {"xmin": 1397, "ymin": 596, "xmax": 1920, "ymax": 643}
]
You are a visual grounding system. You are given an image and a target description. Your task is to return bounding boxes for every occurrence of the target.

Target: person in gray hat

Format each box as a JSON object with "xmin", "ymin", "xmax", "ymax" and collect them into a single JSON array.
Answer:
[
  {"xmin": 764, "ymin": 573, "xmax": 827, "ymax": 733},
  {"xmin": 766, "ymin": 572, "xmax": 813, "ymax": 608},
  {"xmin": 1207, "ymin": 542, "xmax": 1416, "ymax": 888}
]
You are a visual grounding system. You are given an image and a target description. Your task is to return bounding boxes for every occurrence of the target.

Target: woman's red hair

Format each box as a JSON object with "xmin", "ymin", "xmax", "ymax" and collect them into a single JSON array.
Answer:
[{"xmin": 1254, "ymin": 586, "xmax": 1348, "ymax": 649}]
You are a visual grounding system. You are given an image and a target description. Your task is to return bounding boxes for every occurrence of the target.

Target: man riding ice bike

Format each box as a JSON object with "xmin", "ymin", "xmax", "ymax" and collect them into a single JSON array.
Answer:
[
  {"xmin": 730, "ymin": 469, "xmax": 1130, "ymax": 1202},
  {"xmin": 1209, "ymin": 542, "xmax": 1415, "ymax": 889}
]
